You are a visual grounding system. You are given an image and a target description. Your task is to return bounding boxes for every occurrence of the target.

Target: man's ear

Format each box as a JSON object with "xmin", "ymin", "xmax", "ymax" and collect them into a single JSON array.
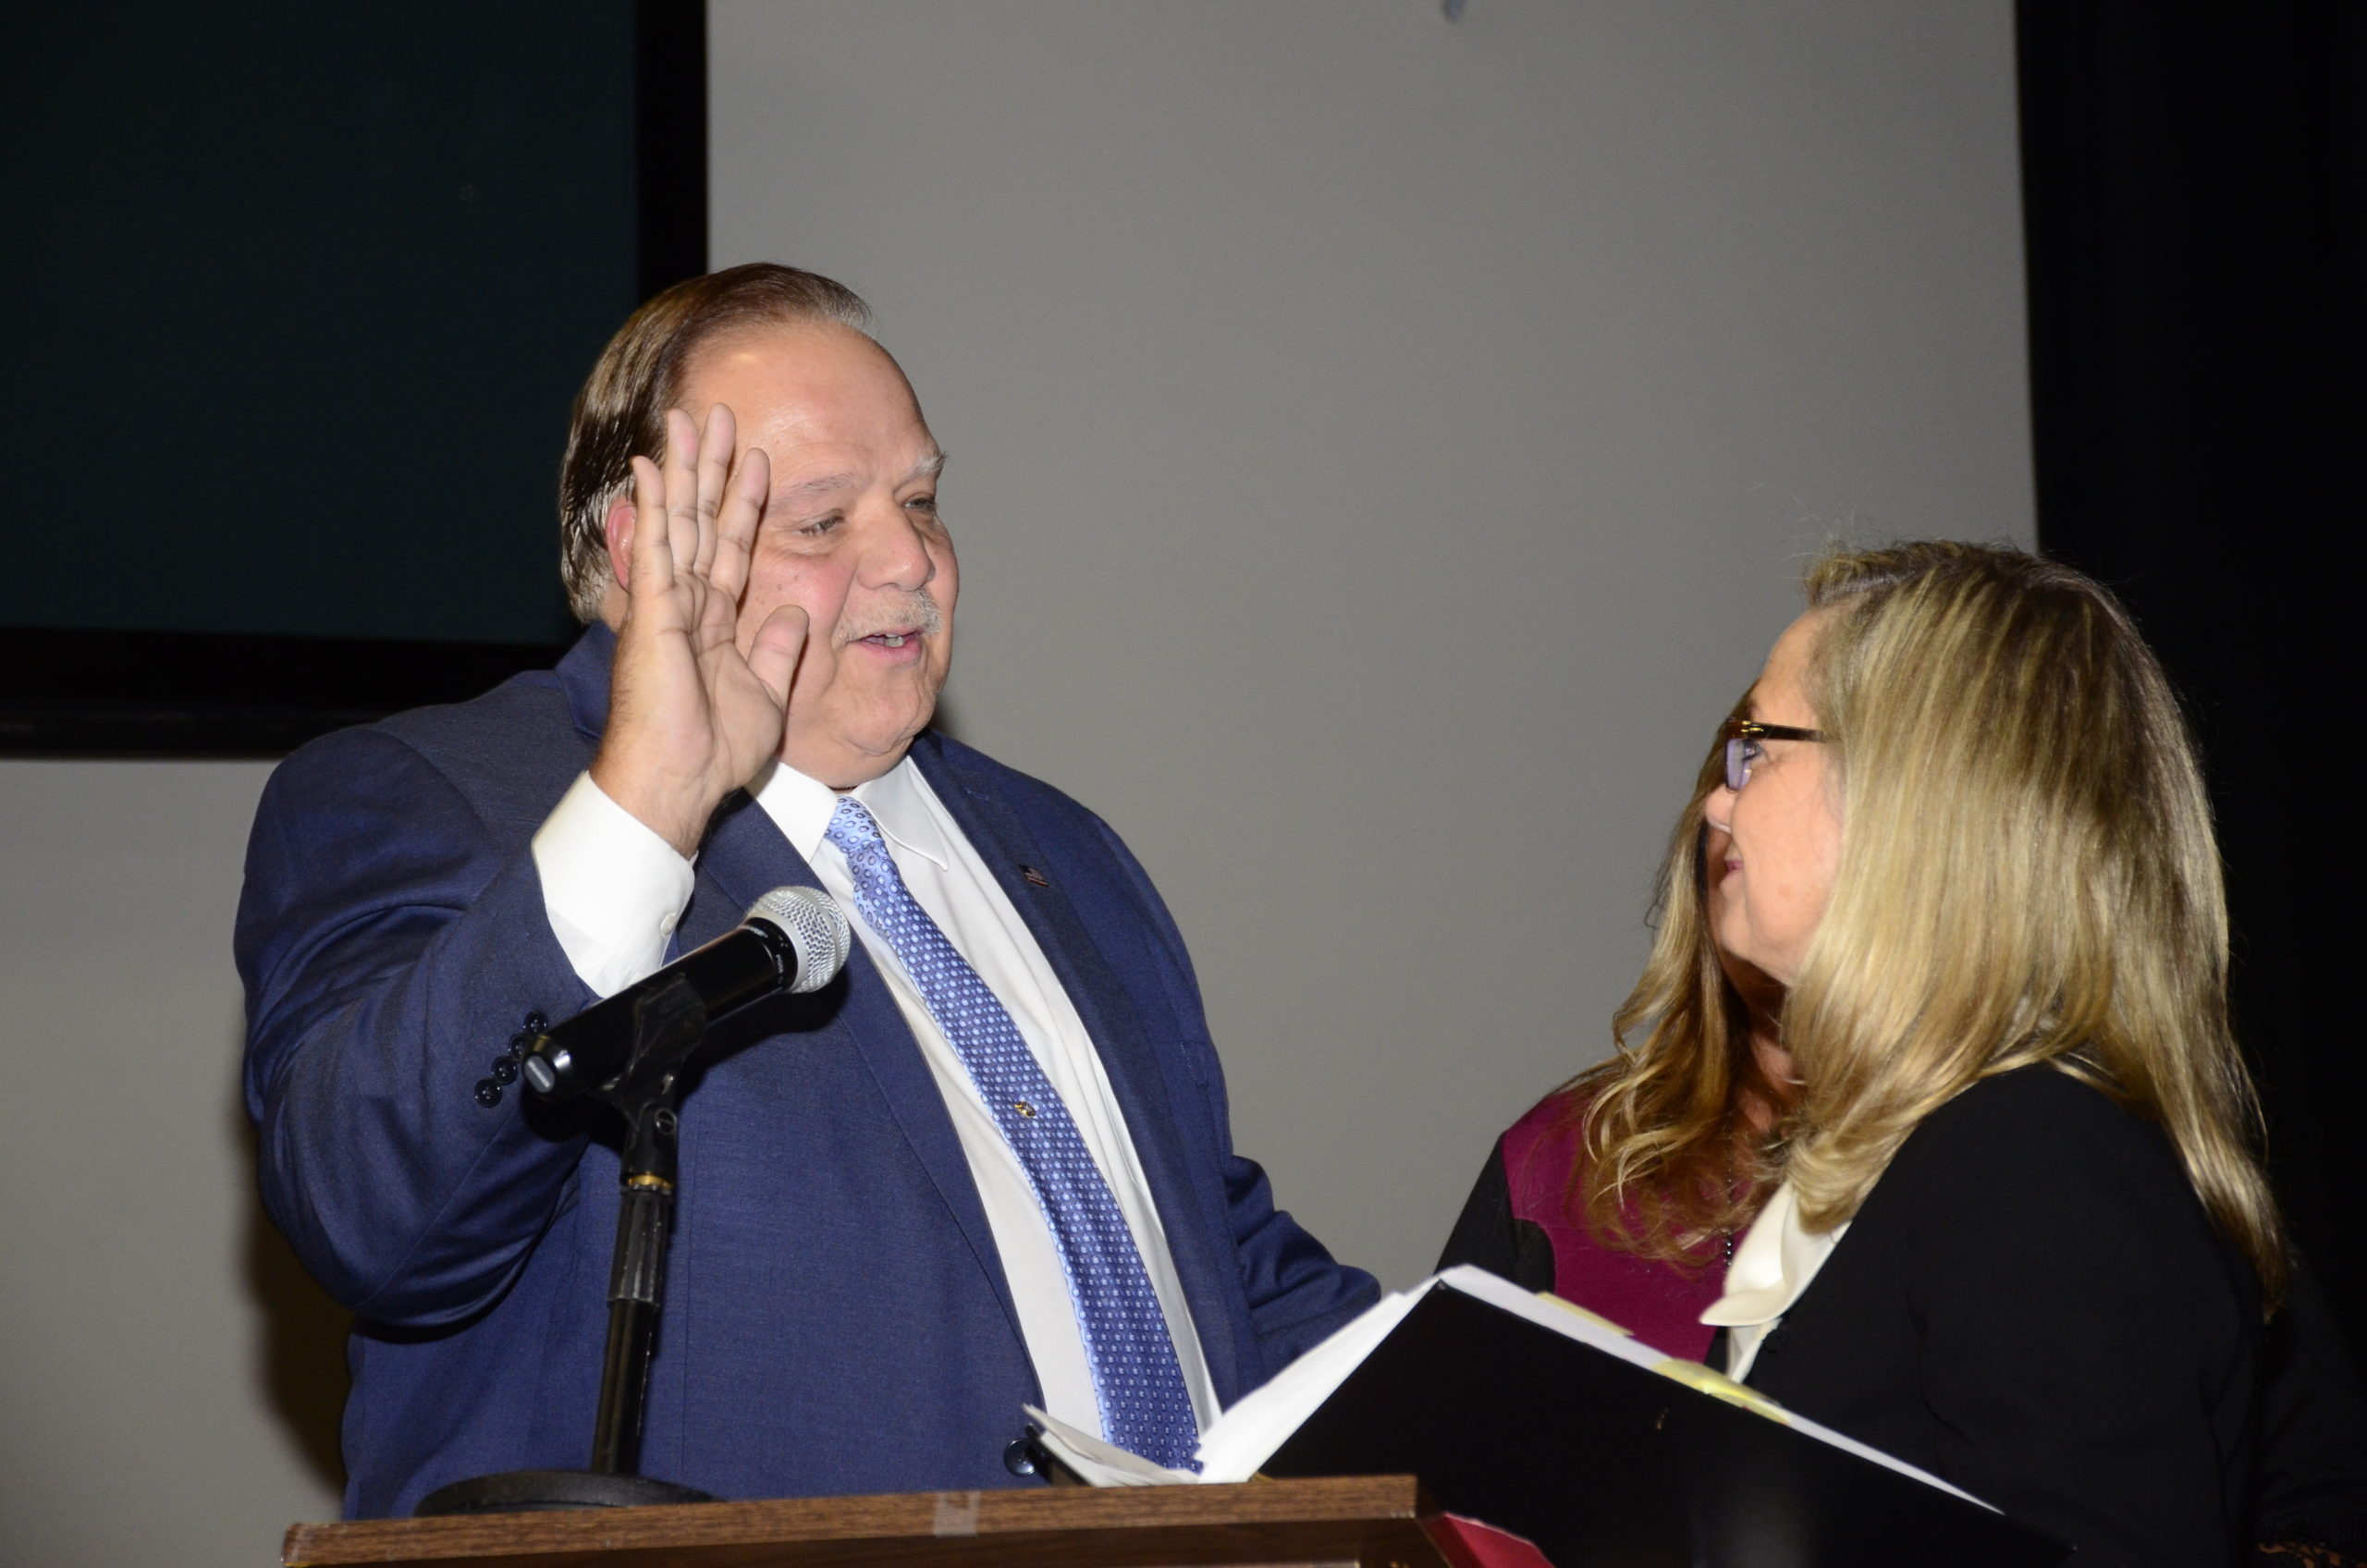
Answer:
[{"xmin": 604, "ymin": 495, "xmax": 637, "ymax": 593}]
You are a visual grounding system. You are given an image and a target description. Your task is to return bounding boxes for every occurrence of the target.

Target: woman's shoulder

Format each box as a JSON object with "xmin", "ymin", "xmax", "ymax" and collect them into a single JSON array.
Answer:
[
  {"xmin": 1899, "ymin": 1062, "xmax": 2179, "ymax": 1181},
  {"xmin": 1498, "ymin": 1088, "xmax": 1588, "ymax": 1208},
  {"xmin": 1502, "ymin": 1086, "xmax": 1587, "ymax": 1146},
  {"xmin": 1873, "ymin": 1064, "xmax": 2244, "ymax": 1294}
]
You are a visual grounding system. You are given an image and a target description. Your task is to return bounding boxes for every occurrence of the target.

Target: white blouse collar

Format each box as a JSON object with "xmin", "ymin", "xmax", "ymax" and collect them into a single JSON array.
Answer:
[{"xmin": 1699, "ymin": 1178, "xmax": 1848, "ymax": 1381}]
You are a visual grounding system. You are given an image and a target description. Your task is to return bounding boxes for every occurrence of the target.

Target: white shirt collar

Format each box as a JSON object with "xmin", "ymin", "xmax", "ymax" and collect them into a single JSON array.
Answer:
[{"xmin": 749, "ymin": 753, "xmax": 955, "ymax": 871}]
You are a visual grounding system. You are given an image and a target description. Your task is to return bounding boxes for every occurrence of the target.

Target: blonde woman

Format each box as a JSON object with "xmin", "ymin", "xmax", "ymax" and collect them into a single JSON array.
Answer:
[
  {"xmin": 1453, "ymin": 543, "xmax": 2283, "ymax": 1564},
  {"xmin": 1445, "ymin": 715, "xmax": 2367, "ymax": 1564}
]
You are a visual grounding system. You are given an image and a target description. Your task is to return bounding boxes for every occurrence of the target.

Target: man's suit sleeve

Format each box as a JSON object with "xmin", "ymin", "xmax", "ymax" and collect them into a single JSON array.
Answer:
[
  {"xmin": 237, "ymin": 726, "xmax": 599, "ymax": 1327},
  {"xmin": 1086, "ymin": 817, "xmax": 1381, "ymax": 1376}
]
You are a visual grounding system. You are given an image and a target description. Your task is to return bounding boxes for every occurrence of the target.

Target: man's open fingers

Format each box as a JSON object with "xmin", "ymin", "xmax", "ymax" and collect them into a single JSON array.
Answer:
[
  {"xmin": 710, "ymin": 444, "xmax": 769, "ymax": 603},
  {"xmin": 745, "ymin": 601, "xmax": 809, "ymax": 711},
  {"xmin": 693, "ymin": 404, "xmax": 737, "ymax": 578},
  {"xmin": 662, "ymin": 408, "xmax": 701, "ymax": 571},
  {"xmin": 627, "ymin": 455, "xmax": 674, "ymax": 596}
]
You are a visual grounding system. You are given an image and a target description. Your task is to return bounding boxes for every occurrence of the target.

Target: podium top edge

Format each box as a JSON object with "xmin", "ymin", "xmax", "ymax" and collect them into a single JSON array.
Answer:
[{"xmin": 283, "ymin": 1474, "xmax": 1434, "ymax": 1566}]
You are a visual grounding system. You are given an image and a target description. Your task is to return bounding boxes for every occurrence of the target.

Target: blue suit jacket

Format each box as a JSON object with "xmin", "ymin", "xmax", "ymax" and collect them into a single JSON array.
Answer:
[{"xmin": 237, "ymin": 626, "xmax": 1378, "ymax": 1518}]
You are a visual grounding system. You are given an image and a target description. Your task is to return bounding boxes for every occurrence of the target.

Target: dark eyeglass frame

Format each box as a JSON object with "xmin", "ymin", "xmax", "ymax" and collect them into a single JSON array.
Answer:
[{"xmin": 1721, "ymin": 717, "xmax": 1826, "ymax": 792}]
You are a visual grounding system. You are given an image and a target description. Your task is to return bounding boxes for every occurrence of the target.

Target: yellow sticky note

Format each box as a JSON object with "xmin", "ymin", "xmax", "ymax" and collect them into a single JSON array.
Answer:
[
  {"xmin": 1528, "ymin": 1292, "xmax": 1635, "ymax": 1337},
  {"xmin": 1652, "ymin": 1357, "xmax": 1792, "ymax": 1424}
]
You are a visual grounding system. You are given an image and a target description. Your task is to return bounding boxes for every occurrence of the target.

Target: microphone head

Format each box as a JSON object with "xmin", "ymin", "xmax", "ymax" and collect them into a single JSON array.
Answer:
[{"xmin": 748, "ymin": 886, "xmax": 852, "ymax": 994}]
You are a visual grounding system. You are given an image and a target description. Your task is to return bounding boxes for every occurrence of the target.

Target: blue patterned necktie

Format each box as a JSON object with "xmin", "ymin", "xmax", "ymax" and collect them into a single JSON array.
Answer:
[{"xmin": 825, "ymin": 796, "xmax": 1201, "ymax": 1469}]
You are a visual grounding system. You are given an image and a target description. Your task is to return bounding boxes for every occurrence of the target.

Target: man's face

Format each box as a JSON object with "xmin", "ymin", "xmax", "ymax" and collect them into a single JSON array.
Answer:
[{"xmin": 677, "ymin": 323, "xmax": 957, "ymax": 789}]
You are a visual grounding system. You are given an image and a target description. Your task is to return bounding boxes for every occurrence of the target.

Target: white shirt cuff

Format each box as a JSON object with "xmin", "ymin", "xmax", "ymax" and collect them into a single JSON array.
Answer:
[{"xmin": 531, "ymin": 772, "xmax": 696, "ymax": 998}]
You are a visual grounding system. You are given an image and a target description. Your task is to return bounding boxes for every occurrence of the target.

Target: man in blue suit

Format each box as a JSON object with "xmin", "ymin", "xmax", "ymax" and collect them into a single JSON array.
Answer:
[{"xmin": 237, "ymin": 264, "xmax": 1377, "ymax": 1518}]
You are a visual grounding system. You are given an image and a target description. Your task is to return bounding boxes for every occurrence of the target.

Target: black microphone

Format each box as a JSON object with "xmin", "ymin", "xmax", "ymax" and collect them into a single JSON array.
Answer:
[{"xmin": 521, "ymin": 887, "xmax": 853, "ymax": 1101}]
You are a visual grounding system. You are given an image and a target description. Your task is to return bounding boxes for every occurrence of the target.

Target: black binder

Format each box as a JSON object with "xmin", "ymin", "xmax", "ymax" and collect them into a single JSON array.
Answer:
[{"xmin": 1259, "ymin": 1283, "xmax": 2069, "ymax": 1568}]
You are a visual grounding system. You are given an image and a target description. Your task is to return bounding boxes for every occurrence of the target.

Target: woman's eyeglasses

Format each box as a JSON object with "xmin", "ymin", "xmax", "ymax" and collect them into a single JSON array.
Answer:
[{"xmin": 1721, "ymin": 717, "xmax": 1826, "ymax": 791}]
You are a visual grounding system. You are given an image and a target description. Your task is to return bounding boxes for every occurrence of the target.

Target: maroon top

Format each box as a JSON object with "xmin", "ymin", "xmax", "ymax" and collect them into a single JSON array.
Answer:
[{"xmin": 1497, "ymin": 1095, "xmax": 1727, "ymax": 1363}]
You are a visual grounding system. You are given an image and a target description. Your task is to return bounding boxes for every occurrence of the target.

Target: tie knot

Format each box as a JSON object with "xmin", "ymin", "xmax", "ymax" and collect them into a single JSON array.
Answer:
[{"xmin": 824, "ymin": 794, "xmax": 884, "ymax": 856}]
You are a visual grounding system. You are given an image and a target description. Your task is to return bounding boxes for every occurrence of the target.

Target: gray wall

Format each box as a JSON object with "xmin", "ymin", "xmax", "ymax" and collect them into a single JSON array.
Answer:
[
  {"xmin": 707, "ymin": 0, "xmax": 2032, "ymax": 1281},
  {"xmin": 0, "ymin": 763, "xmax": 344, "ymax": 1562},
  {"xmin": 0, "ymin": 4, "xmax": 2030, "ymax": 1562}
]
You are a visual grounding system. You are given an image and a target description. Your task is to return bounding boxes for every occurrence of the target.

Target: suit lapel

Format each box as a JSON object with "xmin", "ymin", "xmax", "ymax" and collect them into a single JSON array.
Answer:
[{"xmin": 913, "ymin": 736, "xmax": 1250, "ymax": 1403}]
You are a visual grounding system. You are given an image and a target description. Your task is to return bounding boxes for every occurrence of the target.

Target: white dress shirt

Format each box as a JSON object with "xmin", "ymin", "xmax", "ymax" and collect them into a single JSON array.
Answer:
[
  {"xmin": 1697, "ymin": 1178, "xmax": 1848, "ymax": 1381},
  {"xmin": 530, "ymin": 760, "xmax": 1218, "ymax": 1439}
]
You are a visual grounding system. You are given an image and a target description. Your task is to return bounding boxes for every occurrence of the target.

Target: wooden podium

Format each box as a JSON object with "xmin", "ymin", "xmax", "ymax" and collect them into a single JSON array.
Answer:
[{"xmin": 281, "ymin": 1476, "xmax": 1473, "ymax": 1568}]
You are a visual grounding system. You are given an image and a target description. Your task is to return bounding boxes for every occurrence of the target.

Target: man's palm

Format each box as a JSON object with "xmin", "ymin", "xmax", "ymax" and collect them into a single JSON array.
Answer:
[{"xmin": 592, "ymin": 406, "xmax": 807, "ymax": 857}]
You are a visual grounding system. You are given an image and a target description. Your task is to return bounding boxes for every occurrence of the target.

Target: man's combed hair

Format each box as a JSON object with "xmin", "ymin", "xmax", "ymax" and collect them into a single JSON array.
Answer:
[
  {"xmin": 1573, "ymin": 541, "xmax": 2286, "ymax": 1305},
  {"xmin": 557, "ymin": 263, "xmax": 876, "ymax": 623}
]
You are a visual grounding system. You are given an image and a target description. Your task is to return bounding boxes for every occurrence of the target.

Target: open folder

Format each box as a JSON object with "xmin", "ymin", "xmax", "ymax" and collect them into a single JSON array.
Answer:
[{"xmin": 1029, "ymin": 1266, "xmax": 2068, "ymax": 1568}]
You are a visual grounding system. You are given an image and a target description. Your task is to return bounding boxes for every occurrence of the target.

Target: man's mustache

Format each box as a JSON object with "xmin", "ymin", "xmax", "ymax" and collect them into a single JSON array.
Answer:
[{"xmin": 837, "ymin": 592, "xmax": 946, "ymax": 644}]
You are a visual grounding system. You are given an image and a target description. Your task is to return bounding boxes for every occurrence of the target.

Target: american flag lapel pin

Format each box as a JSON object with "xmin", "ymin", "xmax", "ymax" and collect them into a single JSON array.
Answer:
[{"xmin": 1021, "ymin": 864, "xmax": 1050, "ymax": 888}]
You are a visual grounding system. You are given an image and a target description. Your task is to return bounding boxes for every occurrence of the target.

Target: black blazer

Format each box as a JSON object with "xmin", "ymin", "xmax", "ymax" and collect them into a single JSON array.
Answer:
[{"xmin": 1740, "ymin": 1067, "xmax": 2257, "ymax": 1567}]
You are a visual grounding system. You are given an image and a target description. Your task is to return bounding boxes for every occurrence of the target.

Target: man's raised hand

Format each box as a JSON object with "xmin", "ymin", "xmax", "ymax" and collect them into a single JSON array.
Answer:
[{"xmin": 590, "ymin": 405, "xmax": 809, "ymax": 858}]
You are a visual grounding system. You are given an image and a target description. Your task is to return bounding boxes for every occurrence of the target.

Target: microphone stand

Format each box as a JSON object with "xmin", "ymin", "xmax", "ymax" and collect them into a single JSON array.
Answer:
[{"xmin": 414, "ymin": 975, "xmax": 720, "ymax": 1513}]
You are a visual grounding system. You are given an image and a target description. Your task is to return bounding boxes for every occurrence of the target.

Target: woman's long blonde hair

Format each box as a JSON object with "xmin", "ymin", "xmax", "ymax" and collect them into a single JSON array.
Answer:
[{"xmin": 1576, "ymin": 541, "xmax": 2285, "ymax": 1299}]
